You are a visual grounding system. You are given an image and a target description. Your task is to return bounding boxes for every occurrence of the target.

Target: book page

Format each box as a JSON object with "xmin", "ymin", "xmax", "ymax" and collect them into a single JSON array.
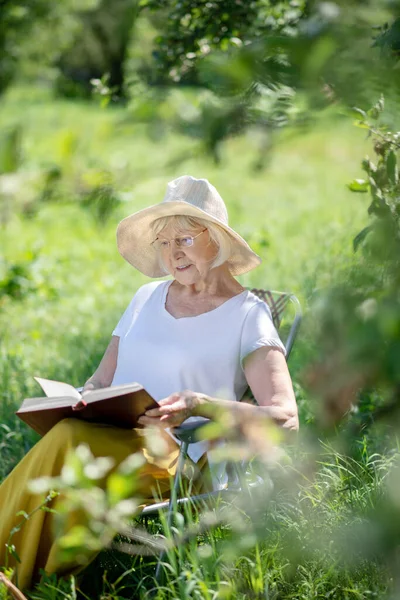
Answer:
[
  {"xmin": 17, "ymin": 382, "xmax": 159, "ymax": 435},
  {"xmin": 34, "ymin": 377, "xmax": 82, "ymax": 400},
  {"xmin": 18, "ymin": 396, "xmax": 80, "ymax": 411},
  {"xmin": 83, "ymin": 382, "xmax": 153, "ymax": 403}
]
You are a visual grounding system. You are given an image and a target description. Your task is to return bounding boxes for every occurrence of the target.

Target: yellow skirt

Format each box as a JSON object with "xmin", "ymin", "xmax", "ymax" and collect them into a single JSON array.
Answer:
[{"xmin": 0, "ymin": 418, "xmax": 208, "ymax": 592}]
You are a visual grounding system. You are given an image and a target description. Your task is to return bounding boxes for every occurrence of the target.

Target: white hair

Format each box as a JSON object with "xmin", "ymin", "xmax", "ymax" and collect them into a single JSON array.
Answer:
[{"xmin": 151, "ymin": 215, "xmax": 232, "ymax": 273}]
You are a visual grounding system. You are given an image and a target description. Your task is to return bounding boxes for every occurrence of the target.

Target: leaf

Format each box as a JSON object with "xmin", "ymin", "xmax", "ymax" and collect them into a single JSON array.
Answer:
[
  {"xmin": 107, "ymin": 472, "xmax": 137, "ymax": 506},
  {"xmin": 362, "ymin": 157, "xmax": 377, "ymax": 174},
  {"xmin": 0, "ymin": 126, "xmax": 22, "ymax": 174},
  {"xmin": 27, "ymin": 476, "xmax": 57, "ymax": 494},
  {"xmin": 370, "ymin": 184, "xmax": 383, "ymax": 202},
  {"xmin": 353, "ymin": 225, "xmax": 374, "ymax": 251},
  {"xmin": 351, "ymin": 107, "xmax": 368, "ymax": 119},
  {"xmin": 368, "ymin": 95, "xmax": 385, "ymax": 119},
  {"xmin": 111, "ymin": 498, "xmax": 138, "ymax": 518},
  {"xmin": 386, "ymin": 150, "xmax": 398, "ymax": 184},
  {"xmin": 15, "ymin": 511, "xmax": 29, "ymax": 520},
  {"xmin": 347, "ymin": 179, "xmax": 369, "ymax": 193},
  {"xmin": 368, "ymin": 107, "xmax": 380, "ymax": 120},
  {"xmin": 368, "ymin": 194, "xmax": 390, "ymax": 217},
  {"xmin": 353, "ymin": 121, "xmax": 370, "ymax": 129},
  {"xmin": 58, "ymin": 525, "xmax": 98, "ymax": 552},
  {"xmin": 117, "ymin": 452, "xmax": 146, "ymax": 475},
  {"xmin": 83, "ymin": 456, "xmax": 115, "ymax": 481},
  {"xmin": 6, "ymin": 544, "xmax": 21, "ymax": 564}
]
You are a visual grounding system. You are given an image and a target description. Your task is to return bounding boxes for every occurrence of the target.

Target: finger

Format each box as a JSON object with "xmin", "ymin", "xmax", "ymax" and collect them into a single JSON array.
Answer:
[
  {"xmin": 159, "ymin": 414, "xmax": 178, "ymax": 422},
  {"xmin": 72, "ymin": 399, "xmax": 87, "ymax": 412},
  {"xmin": 144, "ymin": 407, "xmax": 164, "ymax": 417},
  {"xmin": 159, "ymin": 415, "xmax": 182, "ymax": 427},
  {"xmin": 160, "ymin": 411, "xmax": 189, "ymax": 424},
  {"xmin": 138, "ymin": 415, "xmax": 165, "ymax": 427},
  {"xmin": 146, "ymin": 400, "xmax": 186, "ymax": 416},
  {"xmin": 157, "ymin": 393, "xmax": 181, "ymax": 406}
]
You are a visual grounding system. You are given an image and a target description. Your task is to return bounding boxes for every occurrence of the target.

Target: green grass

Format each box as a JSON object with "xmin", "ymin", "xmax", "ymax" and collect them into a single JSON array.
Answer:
[
  {"xmin": 71, "ymin": 444, "xmax": 392, "ymax": 600},
  {"xmin": 0, "ymin": 87, "xmax": 370, "ymax": 429},
  {"xmin": 0, "ymin": 86, "xmax": 391, "ymax": 599},
  {"xmin": 1, "ymin": 84, "xmax": 369, "ymax": 301}
]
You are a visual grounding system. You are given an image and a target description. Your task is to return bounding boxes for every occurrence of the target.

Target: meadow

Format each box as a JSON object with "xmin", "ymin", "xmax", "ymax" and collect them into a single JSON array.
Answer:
[{"xmin": 0, "ymin": 86, "xmax": 392, "ymax": 599}]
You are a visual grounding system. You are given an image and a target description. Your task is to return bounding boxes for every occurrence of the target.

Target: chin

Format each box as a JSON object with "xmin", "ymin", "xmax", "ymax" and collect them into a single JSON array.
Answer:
[{"xmin": 173, "ymin": 268, "xmax": 199, "ymax": 285}]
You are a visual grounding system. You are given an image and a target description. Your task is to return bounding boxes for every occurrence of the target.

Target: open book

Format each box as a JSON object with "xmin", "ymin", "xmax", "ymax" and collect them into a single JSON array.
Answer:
[{"xmin": 16, "ymin": 377, "xmax": 159, "ymax": 436}]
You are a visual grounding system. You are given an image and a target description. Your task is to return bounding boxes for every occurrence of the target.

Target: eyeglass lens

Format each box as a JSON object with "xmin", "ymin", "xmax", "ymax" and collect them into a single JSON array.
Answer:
[
  {"xmin": 153, "ymin": 229, "xmax": 206, "ymax": 250},
  {"xmin": 155, "ymin": 236, "xmax": 193, "ymax": 250}
]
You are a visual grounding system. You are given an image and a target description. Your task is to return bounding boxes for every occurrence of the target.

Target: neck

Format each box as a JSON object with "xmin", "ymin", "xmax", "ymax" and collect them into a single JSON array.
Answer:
[{"xmin": 176, "ymin": 264, "xmax": 243, "ymax": 297}]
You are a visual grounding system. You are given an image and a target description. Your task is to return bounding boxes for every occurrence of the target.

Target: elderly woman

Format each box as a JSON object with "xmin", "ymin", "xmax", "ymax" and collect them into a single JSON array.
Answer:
[{"xmin": 0, "ymin": 176, "xmax": 298, "ymax": 590}]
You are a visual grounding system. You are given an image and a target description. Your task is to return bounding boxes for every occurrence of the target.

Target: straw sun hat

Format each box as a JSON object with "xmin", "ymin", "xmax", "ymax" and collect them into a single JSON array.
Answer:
[{"xmin": 116, "ymin": 175, "xmax": 261, "ymax": 277}]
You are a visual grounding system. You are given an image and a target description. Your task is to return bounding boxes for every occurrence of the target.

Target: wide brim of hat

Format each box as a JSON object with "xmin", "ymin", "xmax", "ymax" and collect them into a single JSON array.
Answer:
[{"xmin": 116, "ymin": 201, "xmax": 261, "ymax": 277}]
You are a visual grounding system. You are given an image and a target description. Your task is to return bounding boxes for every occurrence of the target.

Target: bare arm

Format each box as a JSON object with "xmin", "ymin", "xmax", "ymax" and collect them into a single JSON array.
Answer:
[
  {"xmin": 242, "ymin": 346, "xmax": 299, "ymax": 430},
  {"xmin": 141, "ymin": 347, "xmax": 298, "ymax": 431},
  {"xmin": 194, "ymin": 347, "xmax": 298, "ymax": 430},
  {"xmin": 82, "ymin": 336, "xmax": 120, "ymax": 392}
]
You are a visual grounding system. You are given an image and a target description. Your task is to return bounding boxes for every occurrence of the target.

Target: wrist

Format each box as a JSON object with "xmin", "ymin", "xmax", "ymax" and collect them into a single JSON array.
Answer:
[
  {"xmin": 193, "ymin": 393, "xmax": 213, "ymax": 417},
  {"xmin": 82, "ymin": 381, "xmax": 96, "ymax": 394}
]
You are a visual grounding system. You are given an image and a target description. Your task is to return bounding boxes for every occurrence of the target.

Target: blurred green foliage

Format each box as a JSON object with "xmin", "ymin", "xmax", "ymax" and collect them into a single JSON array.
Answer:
[
  {"xmin": 2, "ymin": 0, "xmax": 400, "ymax": 598},
  {"xmin": 0, "ymin": 253, "xmax": 41, "ymax": 302},
  {"xmin": 117, "ymin": 2, "xmax": 400, "ymax": 160},
  {"xmin": 0, "ymin": 0, "xmax": 100, "ymax": 93},
  {"xmin": 306, "ymin": 97, "xmax": 400, "ymax": 431},
  {"xmin": 27, "ymin": 444, "xmax": 146, "ymax": 570},
  {"xmin": 56, "ymin": 0, "xmax": 141, "ymax": 98},
  {"xmin": 140, "ymin": 0, "xmax": 307, "ymax": 85}
]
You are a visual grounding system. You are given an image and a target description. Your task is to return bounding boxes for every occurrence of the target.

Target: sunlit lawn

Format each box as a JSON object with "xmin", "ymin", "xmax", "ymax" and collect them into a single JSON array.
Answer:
[
  {"xmin": 1, "ymin": 86, "xmax": 371, "ymax": 427},
  {"xmin": 0, "ymin": 85, "xmax": 391, "ymax": 600},
  {"xmin": 1, "ymin": 85, "xmax": 370, "ymax": 292}
]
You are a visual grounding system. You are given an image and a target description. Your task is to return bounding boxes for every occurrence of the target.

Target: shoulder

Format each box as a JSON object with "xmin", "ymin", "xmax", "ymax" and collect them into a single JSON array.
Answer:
[
  {"xmin": 135, "ymin": 280, "xmax": 166, "ymax": 300},
  {"xmin": 239, "ymin": 290, "xmax": 286, "ymax": 358},
  {"xmin": 112, "ymin": 280, "xmax": 167, "ymax": 337},
  {"xmin": 240, "ymin": 290, "xmax": 273, "ymax": 321},
  {"xmin": 123, "ymin": 280, "xmax": 166, "ymax": 313}
]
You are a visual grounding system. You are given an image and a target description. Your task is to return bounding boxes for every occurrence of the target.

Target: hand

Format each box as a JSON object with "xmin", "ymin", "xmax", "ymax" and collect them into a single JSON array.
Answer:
[
  {"xmin": 72, "ymin": 399, "xmax": 87, "ymax": 411},
  {"xmin": 137, "ymin": 390, "xmax": 206, "ymax": 428}
]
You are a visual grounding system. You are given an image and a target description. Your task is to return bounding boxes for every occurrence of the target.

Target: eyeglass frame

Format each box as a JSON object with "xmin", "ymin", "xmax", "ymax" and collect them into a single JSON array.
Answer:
[{"xmin": 151, "ymin": 229, "xmax": 207, "ymax": 251}]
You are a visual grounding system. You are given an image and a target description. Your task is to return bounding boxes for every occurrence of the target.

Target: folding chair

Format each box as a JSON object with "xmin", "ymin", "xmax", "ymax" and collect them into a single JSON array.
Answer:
[{"xmin": 138, "ymin": 289, "xmax": 302, "ymax": 581}]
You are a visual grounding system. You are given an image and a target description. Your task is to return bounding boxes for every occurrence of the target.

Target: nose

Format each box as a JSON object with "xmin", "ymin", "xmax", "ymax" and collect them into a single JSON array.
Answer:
[{"xmin": 171, "ymin": 243, "xmax": 185, "ymax": 259}]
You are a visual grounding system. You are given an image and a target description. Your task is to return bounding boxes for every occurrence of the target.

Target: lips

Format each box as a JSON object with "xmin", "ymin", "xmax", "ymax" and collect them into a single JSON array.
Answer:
[{"xmin": 176, "ymin": 265, "xmax": 191, "ymax": 271}]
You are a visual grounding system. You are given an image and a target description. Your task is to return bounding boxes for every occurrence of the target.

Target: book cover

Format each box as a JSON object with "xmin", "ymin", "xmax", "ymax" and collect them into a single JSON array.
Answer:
[{"xmin": 16, "ymin": 378, "xmax": 159, "ymax": 436}]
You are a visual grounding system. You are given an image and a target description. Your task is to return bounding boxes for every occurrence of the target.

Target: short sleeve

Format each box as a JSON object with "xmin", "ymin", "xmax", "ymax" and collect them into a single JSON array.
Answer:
[
  {"xmin": 112, "ymin": 297, "xmax": 137, "ymax": 338},
  {"xmin": 112, "ymin": 281, "xmax": 163, "ymax": 339},
  {"xmin": 240, "ymin": 301, "xmax": 286, "ymax": 365}
]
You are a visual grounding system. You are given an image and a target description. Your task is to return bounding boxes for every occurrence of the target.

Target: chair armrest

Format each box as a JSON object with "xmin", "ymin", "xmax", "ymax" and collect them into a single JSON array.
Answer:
[{"xmin": 172, "ymin": 420, "xmax": 210, "ymax": 444}]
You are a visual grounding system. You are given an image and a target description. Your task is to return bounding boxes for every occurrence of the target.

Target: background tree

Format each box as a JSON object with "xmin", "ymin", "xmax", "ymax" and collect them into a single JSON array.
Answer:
[
  {"xmin": 3, "ymin": 2, "xmax": 400, "ymax": 597},
  {"xmin": 56, "ymin": 0, "xmax": 141, "ymax": 98},
  {"xmin": 140, "ymin": 0, "xmax": 307, "ymax": 85},
  {"xmin": 0, "ymin": 0, "xmax": 100, "ymax": 94},
  {"xmin": 121, "ymin": 1, "xmax": 400, "ymax": 161}
]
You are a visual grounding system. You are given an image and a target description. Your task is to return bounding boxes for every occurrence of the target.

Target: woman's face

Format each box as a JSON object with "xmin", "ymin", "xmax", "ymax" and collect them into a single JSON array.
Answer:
[{"xmin": 157, "ymin": 221, "xmax": 218, "ymax": 285}]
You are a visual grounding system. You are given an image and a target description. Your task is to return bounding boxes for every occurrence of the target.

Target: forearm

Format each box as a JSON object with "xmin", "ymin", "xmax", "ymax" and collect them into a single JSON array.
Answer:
[
  {"xmin": 195, "ymin": 395, "xmax": 299, "ymax": 431},
  {"xmin": 82, "ymin": 376, "xmax": 106, "ymax": 393},
  {"xmin": 82, "ymin": 336, "xmax": 119, "ymax": 393}
]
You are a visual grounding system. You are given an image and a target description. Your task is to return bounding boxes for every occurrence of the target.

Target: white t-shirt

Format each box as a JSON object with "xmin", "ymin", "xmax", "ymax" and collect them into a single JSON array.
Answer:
[{"xmin": 111, "ymin": 280, "xmax": 285, "ymax": 482}]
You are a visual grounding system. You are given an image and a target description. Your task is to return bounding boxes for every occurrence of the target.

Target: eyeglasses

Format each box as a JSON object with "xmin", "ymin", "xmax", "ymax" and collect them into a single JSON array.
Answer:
[{"xmin": 151, "ymin": 229, "xmax": 207, "ymax": 252}]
